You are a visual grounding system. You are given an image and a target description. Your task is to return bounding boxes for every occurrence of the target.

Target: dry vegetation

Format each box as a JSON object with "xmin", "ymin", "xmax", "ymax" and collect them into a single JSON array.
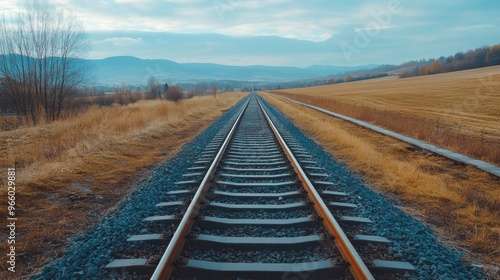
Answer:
[
  {"xmin": 272, "ymin": 66, "xmax": 500, "ymax": 165},
  {"xmin": 261, "ymin": 91, "xmax": 500, "ymax": 279},
  {"xmin": 0, "ymin": 92, "xmax": 246, "ymax": 278}
]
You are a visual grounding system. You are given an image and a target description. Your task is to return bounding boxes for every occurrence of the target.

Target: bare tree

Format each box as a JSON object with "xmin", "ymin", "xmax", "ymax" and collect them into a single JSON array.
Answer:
[
  {"xmin": 114, "ymin": 83, "xmax": 128, "ymax": 105},
  {"xmin": 212, "ymin": 82, "xmax": 217, "ymax": 98},
  {"xmin": 147, "ymin": 76, "xmax": 162, "ymax": 99},
  {"xmin": 193, "ymin": 82, "xmax": 210, "ymax": 96},
  {"xmin": 0, "ymin": 0, "xmax": 90, "ymax": 124}
]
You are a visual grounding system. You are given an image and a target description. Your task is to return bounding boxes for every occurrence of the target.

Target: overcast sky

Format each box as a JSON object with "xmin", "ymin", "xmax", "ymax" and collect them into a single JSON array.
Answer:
[{"xmin": 3, "ymin": 0, "xmax": 500, "ymax": 67}]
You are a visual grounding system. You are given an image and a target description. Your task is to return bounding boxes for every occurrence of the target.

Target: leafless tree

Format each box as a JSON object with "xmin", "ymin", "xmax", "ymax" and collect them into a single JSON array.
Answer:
[
  {"xmin": 0, "ymin": 0, "xmax": 90, "ymax": 124},
  {"xmin": 212, "ymin": 82, "xmax": 217, "ymax": 98},
  {"xmin": 193, "ymin": 82, "xmax": 209, "ymax": 96},
  {"xmin": 114, "ymin": 83, "xmax": 128, "ymax": 105},
  {"xmin": 147, "ymin": 76, "xmax": 162, "ymax": 99}
]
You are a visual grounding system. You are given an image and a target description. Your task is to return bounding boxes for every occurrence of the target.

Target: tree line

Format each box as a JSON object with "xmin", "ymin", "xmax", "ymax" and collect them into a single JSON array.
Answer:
[
  {"xmin": 399, "ymin": 45, "xmax": 500, "ymax": 78},
  {"xmin": 263, "ymin": 45, "xmax": 500, "ymax": 90}
]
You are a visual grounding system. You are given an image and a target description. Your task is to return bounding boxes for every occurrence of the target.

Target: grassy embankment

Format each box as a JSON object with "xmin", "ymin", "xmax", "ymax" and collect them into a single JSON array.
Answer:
[
  {"xmin": 262, "ymin": 67, "xmax": 500, "ymax": 278},
  {"xmin": 0, "ymin": 92, "xmax": 246, "ymax": 278},
  {"xmin": 273, "ymin": 66, "xmax": 500, "ymax": 165}
]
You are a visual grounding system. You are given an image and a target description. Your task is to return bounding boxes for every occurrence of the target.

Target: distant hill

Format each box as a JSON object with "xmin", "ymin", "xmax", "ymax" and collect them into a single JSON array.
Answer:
[{"xmin": 86, "ymin": 56, "xmax": 377, "ymax": 85}]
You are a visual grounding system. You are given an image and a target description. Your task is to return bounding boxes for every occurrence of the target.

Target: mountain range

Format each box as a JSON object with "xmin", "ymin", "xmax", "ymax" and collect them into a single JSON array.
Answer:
[{"xmin": 87, "ymin": 56, "xmax": 377, "ymax": 85}]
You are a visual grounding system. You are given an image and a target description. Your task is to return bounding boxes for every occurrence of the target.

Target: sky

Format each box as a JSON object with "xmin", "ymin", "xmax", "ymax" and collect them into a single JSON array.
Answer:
[{"xmin": 2, "ymin": 0, "xmax": 500, "ymax": 67}]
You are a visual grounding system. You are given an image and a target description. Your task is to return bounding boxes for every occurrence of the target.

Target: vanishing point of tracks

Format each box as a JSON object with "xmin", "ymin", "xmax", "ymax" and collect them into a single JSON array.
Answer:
[{"xmin": 106, "ymin": 94, "xmax": 415, "ymax": 280}]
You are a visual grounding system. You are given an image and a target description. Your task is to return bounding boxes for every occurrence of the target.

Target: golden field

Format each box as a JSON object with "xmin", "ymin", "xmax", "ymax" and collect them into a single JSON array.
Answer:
[
  {"xmin": 0, "ymin": 92, "xmax": 246, "ymax": 278},
  {"xmin": 272, "ymin": 66, "xmax": 500, "ymax": 164}
]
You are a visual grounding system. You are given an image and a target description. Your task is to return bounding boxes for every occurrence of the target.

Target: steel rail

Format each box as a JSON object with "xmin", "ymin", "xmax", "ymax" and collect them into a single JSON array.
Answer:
[
  {"xmin": 257, "ymin": 97, "xmax": 375, "ymax": 280},
  {"xmin": 150, "ymin": 97, "xmax": 251, "ymax": 280}
]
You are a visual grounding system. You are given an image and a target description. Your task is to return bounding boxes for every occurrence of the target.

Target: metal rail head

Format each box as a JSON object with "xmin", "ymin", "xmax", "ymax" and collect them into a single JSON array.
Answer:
[
  {"xmin": 150, "ymin": 96, "xmax": 251, "ymax": 280},
  {"xmin": 256, "ymin": 96, "xmax": 375, "ymax": 280}
]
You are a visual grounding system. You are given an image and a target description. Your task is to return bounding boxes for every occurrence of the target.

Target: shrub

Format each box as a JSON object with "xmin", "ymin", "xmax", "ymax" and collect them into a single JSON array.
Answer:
[{"xmin": 164, "ymin": 86, "xmax": 183, "ymax": 102}]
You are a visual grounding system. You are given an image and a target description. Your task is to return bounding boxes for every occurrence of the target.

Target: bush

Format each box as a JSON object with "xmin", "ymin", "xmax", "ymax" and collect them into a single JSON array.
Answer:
[{"xmin": 164, "ymin": 86, "xmax": 183, "ymax": 102}]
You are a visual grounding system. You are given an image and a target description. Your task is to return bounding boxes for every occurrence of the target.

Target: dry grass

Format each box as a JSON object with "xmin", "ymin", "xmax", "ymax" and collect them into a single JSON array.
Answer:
[
  {"xmin": 0, "ymin": 116, "xmax": 18, "ymax": 131},
  {"xmin": 261, "ymin": 92, "xmax": 500, "ymax": 279},
  {"xmin": 272, "ymin": 66, "xmax": 500, "ymax": 164},
  {"xmin": 0, "ymin": 92, "xmax": 246, "ymax": 278}
]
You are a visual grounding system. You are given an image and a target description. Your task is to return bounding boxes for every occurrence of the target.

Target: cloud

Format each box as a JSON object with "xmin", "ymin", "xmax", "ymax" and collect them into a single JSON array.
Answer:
[
  {"xmin": 114, "ymin": 0, "xmax": 155, "ymax": 9},
  {"xmin": 4, "ymin": 0, "xmax": 500, "ymax": 67},
  {"xmin": 355, "ymin": 25, "xmax": 395, "ymax": 33},
  {"xmin": 0, "ymin": 0, "xmax": 22, "ymax": 12},
  {"xmin": 164, "ymin": 0, "xmax": 203, "ymax": 3},
  {"xmin": 98, "ymin": 37, "xmax": 143, "ymax": 46},
  {"xmin": 114, "ymin": 0, "xmax": 144, "ymax": 3},
  {"xmin": 450, "ymin": 24, "xmax": 495, "ymax": 31}
]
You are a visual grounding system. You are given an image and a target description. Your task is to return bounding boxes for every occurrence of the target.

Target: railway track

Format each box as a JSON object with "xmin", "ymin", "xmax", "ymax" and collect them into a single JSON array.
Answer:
[{"xmin": 106, "ymin": 94, "xmax": 415, "ymax": 279}]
